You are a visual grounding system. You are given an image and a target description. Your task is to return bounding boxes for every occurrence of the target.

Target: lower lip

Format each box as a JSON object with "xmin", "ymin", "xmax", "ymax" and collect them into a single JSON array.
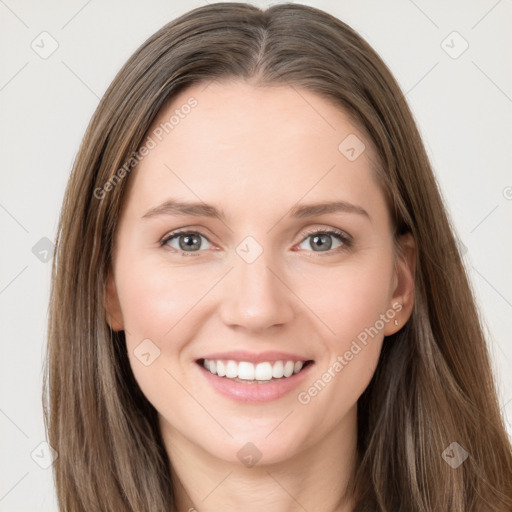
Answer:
[{"xmin": 197, "ymin": 361, "xmax": 314, "ymax": 403}]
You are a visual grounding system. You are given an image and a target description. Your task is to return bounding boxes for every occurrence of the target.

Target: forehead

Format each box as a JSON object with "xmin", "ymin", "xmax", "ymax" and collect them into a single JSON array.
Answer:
[{"xmin": 123, "ymin": 80, "xmax": 386, "ymax": 223}]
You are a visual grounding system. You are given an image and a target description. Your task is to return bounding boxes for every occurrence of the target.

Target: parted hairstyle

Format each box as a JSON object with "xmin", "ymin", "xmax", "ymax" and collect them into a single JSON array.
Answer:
[{"xmin": 43, "ymin": 2, "xmax": 512, "ymax": 511}]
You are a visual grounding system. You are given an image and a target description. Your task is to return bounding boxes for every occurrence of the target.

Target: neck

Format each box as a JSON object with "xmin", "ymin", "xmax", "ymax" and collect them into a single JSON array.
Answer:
[{"xmin": 161, "ymin": 406, "xmax": 359, "ymax": 512}]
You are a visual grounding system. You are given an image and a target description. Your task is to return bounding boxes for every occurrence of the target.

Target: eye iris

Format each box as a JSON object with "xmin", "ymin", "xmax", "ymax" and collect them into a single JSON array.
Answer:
[
  {"xmin": 311, "ymin": 233, "xmax": 332, "ymax": 251},
  {"xmin": 179, "ymin": 233, "xmax": 201, "ymax": 251}
]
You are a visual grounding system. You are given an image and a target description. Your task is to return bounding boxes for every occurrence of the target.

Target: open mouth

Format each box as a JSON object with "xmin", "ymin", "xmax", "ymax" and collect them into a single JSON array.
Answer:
[{"xmin": 196, "ymin": 358, "xmax": 314, "ymax": 384}]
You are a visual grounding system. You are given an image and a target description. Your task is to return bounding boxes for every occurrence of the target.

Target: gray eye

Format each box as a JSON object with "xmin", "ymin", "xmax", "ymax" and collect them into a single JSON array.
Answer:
[
  {"xmin": 298, "ymin": 232, "xmax": 344, "ymax": 252},
  {"xmin": 165, "ymin": 232, "xmax": 212, "ymax": 252}
]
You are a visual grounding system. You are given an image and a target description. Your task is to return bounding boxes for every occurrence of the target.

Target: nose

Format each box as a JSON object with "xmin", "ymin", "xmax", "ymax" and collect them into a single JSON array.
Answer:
[{"xmin": 218, "ymin": 249, "xmax": 296, "ymax": 333}]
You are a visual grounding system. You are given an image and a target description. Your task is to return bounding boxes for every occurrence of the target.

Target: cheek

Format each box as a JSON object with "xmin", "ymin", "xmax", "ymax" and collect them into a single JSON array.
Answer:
[
  {"xmin": 294, "ymin": 254, "xmax": 394, "ymax": 347},
  {"xmin": 116, "ymin": 257, "xmax": 208, "ymax": 344},
  {"xmin": 294, "ymin": 270, "xmax": 389, "ymax": 424},
  {"xmin": 292, "ymin": 252, "xmax": 393, "ymax": 404},
  {"xmin": 116, "ymin": 255, "xmax": 222, "ymax": 398},
  {"xmin": 116, "ymin": 258, "xmax": 204, "ymax": 419}
]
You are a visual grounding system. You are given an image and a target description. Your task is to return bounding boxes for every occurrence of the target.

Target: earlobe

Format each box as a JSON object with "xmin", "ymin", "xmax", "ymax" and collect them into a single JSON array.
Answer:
[
  {"xmin": 105, "ymin": 269, "xmax": 124, "ymax": 332},
  {"xmin": 384, "ymin": 232, "xmax": 416, "ymax": 335}
]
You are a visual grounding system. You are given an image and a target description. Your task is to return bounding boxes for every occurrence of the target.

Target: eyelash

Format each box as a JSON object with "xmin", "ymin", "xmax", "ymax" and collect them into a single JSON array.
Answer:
[{"xmin": 159, "ymin": 227, "xmax": 353, "ymax": 258}]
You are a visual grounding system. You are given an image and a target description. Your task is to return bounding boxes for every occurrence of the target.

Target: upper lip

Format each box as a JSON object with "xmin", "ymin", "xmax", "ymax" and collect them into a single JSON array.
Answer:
[{"xmin": 198, "ymin": 350, "xmax": 313, "ymax": 364}]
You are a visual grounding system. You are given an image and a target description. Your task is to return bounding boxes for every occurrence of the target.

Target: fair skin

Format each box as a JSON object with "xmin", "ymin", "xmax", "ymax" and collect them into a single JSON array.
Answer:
[{"xmin": 106, "ymin": 80, "xmax": 415, "ymax": 512}]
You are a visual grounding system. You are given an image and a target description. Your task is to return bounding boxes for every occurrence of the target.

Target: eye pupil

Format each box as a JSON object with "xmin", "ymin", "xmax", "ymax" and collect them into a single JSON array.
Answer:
[
  {"xmin": 311, "ymin": 234, "xmax": 332, "ymax": 251},
  {"xmin": 179, "ymin": 233, "xmax": 201, "ymax": 251}
]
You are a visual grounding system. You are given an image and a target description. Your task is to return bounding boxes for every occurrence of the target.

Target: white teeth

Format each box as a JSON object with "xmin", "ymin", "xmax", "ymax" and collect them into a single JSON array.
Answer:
[
  {"xmin": 225, "ymin": 360, "xmax": 238, "ymax": 379},
  {"xmin": 272, "ymin": 360, "xmax": 284, "ymax": 378},
  {"xmin": 201, "ymin": 358, "xmax": 308, "ymax": 381},
  {"xmin": 216, "ymin": 360, "xmax": 226, "ymax": 377},
  {"xmin": 238, "ymin": 361, "xmax": 255, "ymax": 380},
  {"xmin": 255, "ymin": 362, "xmax": 273, "ymax": 381},
  {"xmin": 283, "ymin": 361, "xmax": 295, "ymax": 377}
]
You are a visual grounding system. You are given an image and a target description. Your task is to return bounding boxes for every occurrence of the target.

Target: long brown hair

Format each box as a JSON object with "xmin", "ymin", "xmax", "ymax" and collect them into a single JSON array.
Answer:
[{"xmin": 43, "ymin": 2, "xmax": 512, "ymax": 510}]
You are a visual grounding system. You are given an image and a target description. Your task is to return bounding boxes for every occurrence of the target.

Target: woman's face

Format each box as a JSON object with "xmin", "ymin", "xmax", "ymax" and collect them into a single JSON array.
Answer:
[{"xmin": 106, "ymin": 80, "xmax": 414, "ymax": 466}]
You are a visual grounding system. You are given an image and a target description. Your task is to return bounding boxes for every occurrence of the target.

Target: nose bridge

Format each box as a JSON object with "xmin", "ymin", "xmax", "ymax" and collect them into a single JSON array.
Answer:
[{"xmin": 218, "ymin": 237, "xmax": 295, "ymax": 331}]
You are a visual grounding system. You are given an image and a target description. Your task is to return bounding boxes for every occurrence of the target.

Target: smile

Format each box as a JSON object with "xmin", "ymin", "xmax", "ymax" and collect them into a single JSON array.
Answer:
[
  {"xmin": 201, "ymin": 358, "xmax": 311, "ymax": 382},
  {"xmin": 196, "ymin": 354, "xmax": 315, "ymax": 403}
]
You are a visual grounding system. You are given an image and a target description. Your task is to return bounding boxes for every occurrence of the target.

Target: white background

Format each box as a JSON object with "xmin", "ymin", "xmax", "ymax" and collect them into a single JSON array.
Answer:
[{"xmin": 1, "ymin": 1, "xmax": 511, "ymax": 510}]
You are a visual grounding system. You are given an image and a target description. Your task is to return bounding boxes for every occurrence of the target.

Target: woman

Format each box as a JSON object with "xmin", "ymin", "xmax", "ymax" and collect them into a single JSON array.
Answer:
[{"xmin": 43, "ymin": 2, "xmax": 512, "ymax": 511}]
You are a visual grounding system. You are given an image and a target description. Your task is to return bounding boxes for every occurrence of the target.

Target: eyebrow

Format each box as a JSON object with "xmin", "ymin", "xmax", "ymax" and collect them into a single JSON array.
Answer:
[{"xmin": 141, "ymin": 199, "xmax": 371, "ymax": 221}]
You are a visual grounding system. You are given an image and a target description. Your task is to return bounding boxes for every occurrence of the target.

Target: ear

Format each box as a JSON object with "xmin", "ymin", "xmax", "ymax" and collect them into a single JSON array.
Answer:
[
  {"xmin": 384, "ymin": 232, "xmax": 416, "ymax": 336},
  {"xmin": 105, "ymin": 268, "xmax": 124, "ymax": 331}
]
